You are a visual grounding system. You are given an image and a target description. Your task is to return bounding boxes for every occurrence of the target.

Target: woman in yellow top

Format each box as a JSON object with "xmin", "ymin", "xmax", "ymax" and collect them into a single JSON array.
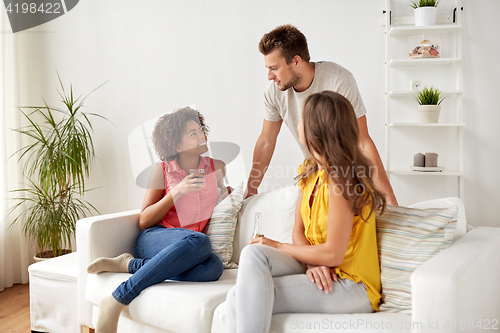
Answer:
[{"xmin": 226, "ymin": 91, "xmax": 387, "ymax": 333}]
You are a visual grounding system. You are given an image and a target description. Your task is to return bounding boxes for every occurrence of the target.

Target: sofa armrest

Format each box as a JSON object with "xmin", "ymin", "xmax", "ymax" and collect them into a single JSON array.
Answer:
[
  {"xmin": 76, "ymin": 209, "xmax": 141, "ymax": 328},
  {"xmin": 411, "ymin": 227, "xmax": 500, "ymax": 333}
]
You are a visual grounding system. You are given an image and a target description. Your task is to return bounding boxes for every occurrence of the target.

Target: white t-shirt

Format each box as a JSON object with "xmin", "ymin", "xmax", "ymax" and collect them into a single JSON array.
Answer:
[{"xmin": 264, "ymin": 61, "xmax": 367, "ymax": 156}]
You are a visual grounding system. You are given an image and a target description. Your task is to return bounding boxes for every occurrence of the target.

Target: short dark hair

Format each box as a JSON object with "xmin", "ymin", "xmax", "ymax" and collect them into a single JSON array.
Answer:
[
  {"xmin": 152, "ymin": 107, "xmax": 209, "ymax": 161},
  {"xmin": 259, "ymin": 24, "xmax": 310, "ymax": 64}
]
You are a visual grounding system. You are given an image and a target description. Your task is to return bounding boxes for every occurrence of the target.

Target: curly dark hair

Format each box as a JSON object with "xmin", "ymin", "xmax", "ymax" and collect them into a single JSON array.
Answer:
[{"xmin": 152, "ymin": 107, "xmax": 209, "ymax": 161}]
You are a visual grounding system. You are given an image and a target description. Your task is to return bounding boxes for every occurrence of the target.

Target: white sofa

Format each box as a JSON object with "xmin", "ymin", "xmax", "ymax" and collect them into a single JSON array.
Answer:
[{"xmin": 77, "ymin": 186, "xmax": 500, "ymax": 333}]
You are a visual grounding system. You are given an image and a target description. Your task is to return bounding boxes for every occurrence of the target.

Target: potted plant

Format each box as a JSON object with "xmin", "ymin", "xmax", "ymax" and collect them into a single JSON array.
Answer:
[
  {"xmin": 414, "ymin": 86, "xmax": 445, "ymax": 123},
  {"xmin": 10, "ymin": 76, "xmax": 109, "ymax": 261},
  {"xmin": 409, "ymin": 0, "xmax": 441, "ymax": 26}
]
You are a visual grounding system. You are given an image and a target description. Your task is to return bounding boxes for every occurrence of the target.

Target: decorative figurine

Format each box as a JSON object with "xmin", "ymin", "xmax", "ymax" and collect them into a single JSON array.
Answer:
[{"xmin": 408, "ymin": 39, "xmax": 440, "ymax": 59}]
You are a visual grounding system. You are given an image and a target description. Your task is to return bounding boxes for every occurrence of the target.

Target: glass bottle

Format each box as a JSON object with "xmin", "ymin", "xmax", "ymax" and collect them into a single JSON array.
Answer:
[{"xmin": 251, "ymin": 212, "xmax": 264, "ymax": 239}]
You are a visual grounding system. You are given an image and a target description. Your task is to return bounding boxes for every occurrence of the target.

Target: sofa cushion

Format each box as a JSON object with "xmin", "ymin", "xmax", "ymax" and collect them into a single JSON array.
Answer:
[
  {"xmin": 409, "ymin": 197, "xmax": 466, "ymax": 241},
  {"xmin": 232, "ymin": 185, "xmax": 300, "ymax": 263},
  {"xmin": 86, "ymin": 269, "xmax": 238, "ymax": 333},
  {"xmin": 212, "ymin": 301, "xmax": 412, "ymax": 333},
  {"xmin": 207, "ymin": 182, "xmax": 244, "ymax": 268},
  {"xmin": 376, "ymin": 205, "xmax": 458, "ymax": 314}
]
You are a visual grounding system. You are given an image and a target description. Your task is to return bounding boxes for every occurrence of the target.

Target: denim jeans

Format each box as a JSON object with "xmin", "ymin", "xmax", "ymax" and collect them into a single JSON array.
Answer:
[
  {"xmin": 112, "ymin": 225, "xmax": 223, "ymax": 305},
  {"xmin": 225, "ymin": 244, "xmax": 373, "ymax": 333}
]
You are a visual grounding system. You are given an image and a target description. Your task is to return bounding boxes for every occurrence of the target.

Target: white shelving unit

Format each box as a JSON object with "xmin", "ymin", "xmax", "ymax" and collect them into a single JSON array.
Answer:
[
  {"xmin": 389, "ymin": 58, "xmax": 461, "ymax": 66},
  {"xmin": 383, "ymin": 0, "xmax": 464, "ymax": 200},
  {"xmin": 389, "ymin": 90, "xmax": 461, "ymax": 97}
]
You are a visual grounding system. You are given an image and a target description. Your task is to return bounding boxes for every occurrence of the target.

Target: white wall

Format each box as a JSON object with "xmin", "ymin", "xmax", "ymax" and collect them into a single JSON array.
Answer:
[{"xmin": 11, "ymin": 0, "xmax": 500, "ymax": 228}]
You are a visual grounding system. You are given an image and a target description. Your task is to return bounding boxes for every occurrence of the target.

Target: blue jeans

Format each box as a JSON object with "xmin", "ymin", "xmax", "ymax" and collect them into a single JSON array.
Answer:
[{"xmin": 112, "ymin": 225, "xmax": 224, "ymax": 305}]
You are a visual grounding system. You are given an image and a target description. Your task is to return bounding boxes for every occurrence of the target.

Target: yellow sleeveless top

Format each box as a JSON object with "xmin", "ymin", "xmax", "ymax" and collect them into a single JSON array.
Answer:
[{"xmin": 297, "ymin": 163, "xmax": 381, "ymax": 311}]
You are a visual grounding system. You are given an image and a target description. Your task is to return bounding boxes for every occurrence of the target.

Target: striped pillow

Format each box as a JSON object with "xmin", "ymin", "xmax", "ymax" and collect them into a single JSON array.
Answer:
[
  {"xmin": 207, "ymin": 182, "xmax": 244, "ymax": 268},
  {"xmin": 376, "ymin": 205, "xmax": 458, "ymax": 314}
]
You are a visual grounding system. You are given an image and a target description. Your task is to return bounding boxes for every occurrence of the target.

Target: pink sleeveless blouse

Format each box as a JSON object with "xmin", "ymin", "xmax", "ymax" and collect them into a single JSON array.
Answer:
[{"xmin": 159, "ymin": 156, "xmax": 218, "ymax": 232}]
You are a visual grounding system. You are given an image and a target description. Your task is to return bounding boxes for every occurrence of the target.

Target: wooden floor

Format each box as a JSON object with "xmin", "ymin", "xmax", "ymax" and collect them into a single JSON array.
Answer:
[{"xmin": 0, "ymin": 283, "xmax": 31, "ymax": 333}]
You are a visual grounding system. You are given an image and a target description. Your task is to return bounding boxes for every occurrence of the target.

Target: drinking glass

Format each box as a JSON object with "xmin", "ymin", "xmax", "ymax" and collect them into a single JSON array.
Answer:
[{"xmin": 189, "ymin": 168, "xmax": 205, "ymax": 184}]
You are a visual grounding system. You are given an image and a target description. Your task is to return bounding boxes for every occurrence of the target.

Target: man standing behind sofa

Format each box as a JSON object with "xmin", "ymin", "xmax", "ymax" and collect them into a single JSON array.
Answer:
[{"xmin": 246, "ymin": 24, "xmax": 398, "ymax": 205}]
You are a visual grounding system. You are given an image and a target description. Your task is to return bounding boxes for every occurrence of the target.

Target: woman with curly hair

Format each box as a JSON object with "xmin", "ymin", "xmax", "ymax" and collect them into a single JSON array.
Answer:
[
  {"xmin": 87, "ymin": 107, "xmax": 227, "ymax": 333},
  {"xmin": 226, "ymin": 91, "xmax": 386, "ymax": 333}
]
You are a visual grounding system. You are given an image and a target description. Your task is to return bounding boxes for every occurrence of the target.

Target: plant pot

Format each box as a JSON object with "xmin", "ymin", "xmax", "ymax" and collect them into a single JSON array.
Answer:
[
  {"xmin": 414, "ymin": 7, "xmax": 437, "ymax": 26},
  {"xmin": 34, "ymin": 249, "xmax": 72, "ymax": 262},
  {"xmin": 419, "ymin": 105, "xmax": 441, "ymax": 123}
]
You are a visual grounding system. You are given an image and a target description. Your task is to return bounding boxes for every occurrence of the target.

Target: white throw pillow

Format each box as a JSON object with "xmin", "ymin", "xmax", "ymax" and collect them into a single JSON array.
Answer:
[
  {"xmin": 207, "ymin": 182, "xmax": 244, "ymax": 268},
  {"xmin": 232, "ymin": 185, "xmax": 300, "ymax": 264},
  {"xmin": 376, "ymin": 205, "xmax": 458, "ymax": 314}
]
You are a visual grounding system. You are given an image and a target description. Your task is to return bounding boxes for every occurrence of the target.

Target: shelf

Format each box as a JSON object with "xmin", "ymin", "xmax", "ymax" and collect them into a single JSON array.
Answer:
[
  {"xmin": 381, "ymin": 13, "xmax": 459, "ymax": 27},
  {"xmin": 388, "ymin": 123, "xmax": 466, "ymax": 127},
  {"xmin": 390, "ymin": 168, "xmax": 464, "ymax": 176},
  {"xmin": 389, "ymin": 24, "xmax": 462, "ymax": 37},
  {"xmin": 384, "ymin": 2, "xmax": 465, "ymax": 200},
  {"xmin": 389, "ymin": 58, "xmax": 461, "ymax": 67},
  {"xmin": 389, "ymin": 90, "xmax": 462, "ymax": 98}
]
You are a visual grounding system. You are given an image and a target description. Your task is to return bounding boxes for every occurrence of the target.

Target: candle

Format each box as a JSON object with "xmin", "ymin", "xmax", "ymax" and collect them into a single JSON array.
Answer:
[
  {"xmin": 414, "ymin": 153, "xmax": 425, "ymax": 167},
  {"xmin": 425, "ymin": 153, "xmax": 438, "ymax": 167}
]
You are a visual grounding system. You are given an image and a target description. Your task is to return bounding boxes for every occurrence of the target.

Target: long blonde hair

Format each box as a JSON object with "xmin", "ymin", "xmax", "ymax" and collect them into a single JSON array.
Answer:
[{"xmin": 296, "ymin": 91, "xmax": 386, "ymax": 221}]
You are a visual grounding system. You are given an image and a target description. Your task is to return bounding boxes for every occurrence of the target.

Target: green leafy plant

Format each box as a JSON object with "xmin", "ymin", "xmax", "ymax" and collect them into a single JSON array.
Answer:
[
  {"xmin": 9, "ymin": 74, "xmax": 109, "ymax": 258},
  {"xmin": 414, "ymin": 86, "xmax": 445, "ymax": 105},
  {"xmin": 409, "ymin": 0, "xmax": 441, "ymax": 9}
]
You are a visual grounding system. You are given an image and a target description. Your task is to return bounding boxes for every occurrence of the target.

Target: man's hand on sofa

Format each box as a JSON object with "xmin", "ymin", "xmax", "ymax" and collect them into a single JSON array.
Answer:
[
  {"xmin": 244, "ymin": 186, "xmax": 258, "ymax": 199},
  {"xmin": 306, "ymin": 265, "xmax": 338, "ymax": 294}
]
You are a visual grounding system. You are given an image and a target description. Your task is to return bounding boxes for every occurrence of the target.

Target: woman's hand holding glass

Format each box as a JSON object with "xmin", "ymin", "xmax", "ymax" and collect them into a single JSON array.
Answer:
[
  {"xmin": 306, "ymin": 265, "xmax": 338, "ymax": 294},
  {"xmin": 248, "ymin": 236, "xmax": 280, "ymax": 249},
  {"xmin": 172, "ymin": 172, "xmax": 205, "ymax": 198}
]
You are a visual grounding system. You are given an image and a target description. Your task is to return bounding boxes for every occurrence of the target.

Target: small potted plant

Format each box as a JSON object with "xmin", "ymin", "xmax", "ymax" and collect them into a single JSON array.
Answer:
[
  {"xmin": 10, "ymin": 75, "xmax": 109, "ymax": 261},
  {"xmin": 414, "ymin": 86, "xmax": 445, "ymax": 123},
  {"xmin": 409, "ymin": 0, "xmax": 441, "ymax": 26}
]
